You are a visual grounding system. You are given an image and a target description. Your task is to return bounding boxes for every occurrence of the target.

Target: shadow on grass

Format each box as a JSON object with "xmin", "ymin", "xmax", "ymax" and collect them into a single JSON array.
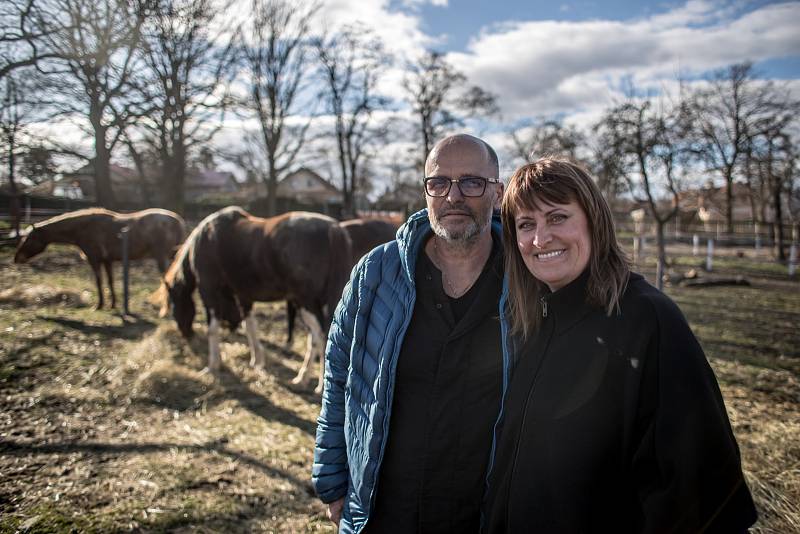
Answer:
[
  {"xmin": 37, "ymin": 314, "xmax": 157, "ymax": 341},
  {"xmin": 0, "ymin": 437, "xmax": 311, "ymax": 495},
  {"xmin": 215, "ymin": 365, "xmax": 317, "ymax": 437}
]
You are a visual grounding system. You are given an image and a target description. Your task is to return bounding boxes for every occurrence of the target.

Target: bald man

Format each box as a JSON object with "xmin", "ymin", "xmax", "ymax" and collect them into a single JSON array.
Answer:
[{"xmin": 313, "ymin": 134, "xmax": 507, "ymax": 533}]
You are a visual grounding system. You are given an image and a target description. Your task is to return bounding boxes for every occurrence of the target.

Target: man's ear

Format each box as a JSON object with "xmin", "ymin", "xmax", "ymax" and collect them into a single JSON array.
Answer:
[{"xmin": 494, "ymin": 182, "xmax": 505, "ymax": 210}]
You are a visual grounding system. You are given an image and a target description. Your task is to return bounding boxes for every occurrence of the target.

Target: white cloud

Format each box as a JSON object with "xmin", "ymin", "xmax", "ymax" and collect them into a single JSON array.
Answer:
[{"xmin": 447, "ymin": 1, "xmax": 800, "ymax": 122}]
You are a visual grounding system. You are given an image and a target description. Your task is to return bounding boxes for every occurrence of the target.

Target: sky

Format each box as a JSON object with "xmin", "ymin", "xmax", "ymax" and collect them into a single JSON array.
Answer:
[
  {"xmin": 274, "ymin": 0, "xmax": 798, "ymax": 185},
  {"xmin": 27, "ymin": 0, "xmax": 800, "ymax": 194}
]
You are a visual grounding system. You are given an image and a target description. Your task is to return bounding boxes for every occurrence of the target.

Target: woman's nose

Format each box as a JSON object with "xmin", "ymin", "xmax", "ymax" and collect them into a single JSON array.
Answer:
[{"xmin": 533, "ymin": 227, "xmax": 552, "ymax": 248}]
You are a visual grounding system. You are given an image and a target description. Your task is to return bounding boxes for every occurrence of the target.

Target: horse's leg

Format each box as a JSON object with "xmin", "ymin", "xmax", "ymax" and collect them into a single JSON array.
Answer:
[
  {"xmin": 292, "ymin": 309, "xmax": 326, "ymax": 393},
  {"xmin": 90, "ymin": 261, "xmax": 104, "ymax": 310},
  {"xmin": 104, "ymin": 261, "xmax": 116, "ymax": 308},
  {"xmin": 207, "ymin": 310, "xmax": 222, "ymax": 373},
  {"xmin": 291, "ymin": 308, "xmax": 314, "ymax": 385},
  {"xmin": 244, "ymin": 308, "xmax": 266, "ymax": 368},
  {"xmin": 286, "ymin": 300, "xmax": 296, "ymax": 345}
]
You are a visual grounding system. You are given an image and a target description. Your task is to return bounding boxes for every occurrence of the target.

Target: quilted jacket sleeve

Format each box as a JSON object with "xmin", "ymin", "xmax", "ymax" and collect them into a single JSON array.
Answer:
[{"xmin": 312, "ymin": 259, "xmax": 363, "ymax": 503}]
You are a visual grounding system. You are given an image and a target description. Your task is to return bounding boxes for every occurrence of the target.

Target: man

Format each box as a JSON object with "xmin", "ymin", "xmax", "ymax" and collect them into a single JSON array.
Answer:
[{"xmin": 312, "ymin": 134, "xmax": 506, "ymax": 533}]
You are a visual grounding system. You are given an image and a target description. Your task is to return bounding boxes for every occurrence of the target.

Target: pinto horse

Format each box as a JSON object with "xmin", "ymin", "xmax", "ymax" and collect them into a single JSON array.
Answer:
[
  {"xmin": 14, "ymin": 208, "xmax": 186, "ymax": 309},
  {"xmin": 288, "ymin": 217, "xmax": 398, "ymax": 388},
  {"xmin": 154, "ymin": 207, "xmax": 352, "ymax": 388}
]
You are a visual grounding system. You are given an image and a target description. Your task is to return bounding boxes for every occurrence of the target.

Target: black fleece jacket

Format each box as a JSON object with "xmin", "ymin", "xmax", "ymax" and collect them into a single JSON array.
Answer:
[{"xmin": 483, "ymin": 271, "xmax": 757, "ymax": 533}]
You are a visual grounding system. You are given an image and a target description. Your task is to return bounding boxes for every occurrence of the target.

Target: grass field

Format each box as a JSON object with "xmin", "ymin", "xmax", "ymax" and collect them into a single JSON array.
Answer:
[{"xmin": 0, "ymin": 243, "xmax": 798, "ymax": 533}]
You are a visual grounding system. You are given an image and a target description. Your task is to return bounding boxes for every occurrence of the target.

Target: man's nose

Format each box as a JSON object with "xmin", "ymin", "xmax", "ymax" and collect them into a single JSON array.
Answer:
[{"xmin": 446, "ymin": 180, "xmax": 465, "ymax": 203}]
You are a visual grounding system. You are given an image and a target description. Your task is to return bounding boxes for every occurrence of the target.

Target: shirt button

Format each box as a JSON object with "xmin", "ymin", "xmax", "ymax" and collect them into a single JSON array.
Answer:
[
  {"xmin": 426, "ymin": 275, "xmax": 432, "ymax": 281},
  {"xmin": 436, "ymin": 303, "xmax": 442, "ymax": 309}
]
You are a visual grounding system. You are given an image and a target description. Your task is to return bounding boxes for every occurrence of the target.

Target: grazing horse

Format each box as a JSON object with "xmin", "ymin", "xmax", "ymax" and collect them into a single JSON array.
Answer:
[
  {"xmin": 154, "ymin": 207, "xmax": 352, "ymax": 389},
  {"xmin": 14, "ymin": 208, "xmax": 186, "ymax": 309},
  {"xmin": 288, "ymin": 217, "xmax": 398, "ymax": 389}
]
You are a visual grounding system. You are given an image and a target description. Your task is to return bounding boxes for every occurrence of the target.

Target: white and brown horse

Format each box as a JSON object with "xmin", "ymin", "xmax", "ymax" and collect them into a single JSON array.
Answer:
[
  {"xmin": 288, "ymin": 217, "xmax": 398, "ymax": 389},
  {"xmin": 14, "ymin": 208, "xmax": 186, "ymax": 309},
  {"xmin": 154, "ymin": 207, "xmax": 352, "ymax": 390}
]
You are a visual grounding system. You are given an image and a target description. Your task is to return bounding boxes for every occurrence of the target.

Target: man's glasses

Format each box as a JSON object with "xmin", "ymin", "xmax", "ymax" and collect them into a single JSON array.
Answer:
[{"xmin": 424, "ymin": 176, "xmax": 499, "ymax": 197}]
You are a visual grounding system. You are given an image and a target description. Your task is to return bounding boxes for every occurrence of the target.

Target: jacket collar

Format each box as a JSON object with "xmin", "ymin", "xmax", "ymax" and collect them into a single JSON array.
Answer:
[
  {"xmin": 397, "ymin": 208, "xmax": 503, "ymax": 285},
  {"xmin": 540, "ymin": 268, "xmax": 594, "ymax": 335}
]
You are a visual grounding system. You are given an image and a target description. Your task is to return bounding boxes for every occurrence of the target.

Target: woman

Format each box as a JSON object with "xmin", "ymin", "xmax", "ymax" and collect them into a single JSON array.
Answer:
[{"xmin": 483, "ymin": 158, "xmax": 757, "ymax": 533}]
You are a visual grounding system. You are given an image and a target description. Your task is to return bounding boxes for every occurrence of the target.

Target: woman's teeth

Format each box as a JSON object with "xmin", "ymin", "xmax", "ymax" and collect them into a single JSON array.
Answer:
[{"xmin": 537, "ymin": 250, "xmax": 564, "ymax": 259}]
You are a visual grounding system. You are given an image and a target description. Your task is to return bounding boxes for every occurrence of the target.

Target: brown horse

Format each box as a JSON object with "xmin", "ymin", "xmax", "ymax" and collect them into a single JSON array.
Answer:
[
  {"xmin": 154, "ymin": 207, "xmax": 352, "ymax": 384},
  {"xmin": 288, "ymin": 217, "xmax": 398, "ymax": 389},
  {"xmin": 14, "ymin": 208, "xmax": 186, "ymax": 309}
]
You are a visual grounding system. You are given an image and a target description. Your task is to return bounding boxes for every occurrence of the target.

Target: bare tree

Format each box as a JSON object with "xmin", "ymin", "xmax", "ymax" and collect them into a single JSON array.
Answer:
[
  {"xmin": 689, "ymin": 63, "xmax": 787, "ymax": 233},
  {"xmin": 404, "ymin": 50, "xmax": 497, "ymax": 170},
  {"xmin": 597, "ymin": 95, "xmax": 690, "ymax": 289},
  {"xmin": 748, "ymin": 125, "xmax": 798, "ymax": 260},
  {"xmin": 315, "ymin": 25, "xmax": 390, "ymax": 217},
  {"xmin": 131, "ymin": 0, "xmax": 237, "ymax": 214},
  {"xmin": 0, "ymin": 73, "xmax": 34, "ymax": 239},
  {"xmin": 6, "ymin": 0, "xmax": 149, "ymax": 207},
  {"xmin": 509, "ymin": 118, "xmax": 585, "ymax": 164},
  {"xmin": 240, "ymin": 0, "xmax": 317, "ymax": 216}
]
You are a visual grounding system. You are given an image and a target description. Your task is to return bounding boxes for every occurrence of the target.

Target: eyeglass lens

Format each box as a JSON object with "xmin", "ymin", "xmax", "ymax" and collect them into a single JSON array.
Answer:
[{"xmin": 425, "ymin": 177, "xmax": 487, "ymax": 197}]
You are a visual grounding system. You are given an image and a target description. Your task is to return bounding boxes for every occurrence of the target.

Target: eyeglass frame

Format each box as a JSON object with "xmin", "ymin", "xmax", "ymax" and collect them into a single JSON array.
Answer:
[{"xmin": 423, "ymin": 175, "xmax": 501, "ymax": 197}]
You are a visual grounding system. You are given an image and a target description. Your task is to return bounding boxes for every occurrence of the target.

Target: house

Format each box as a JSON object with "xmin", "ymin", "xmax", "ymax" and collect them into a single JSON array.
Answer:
[
  {"xmin": 375, "ymin": 181, "xmax": 425, "ymax": 213},
  {"xmin": 71, "ymin": 163, "xmax": 154, "ymax": 204},
  {"xmin": 185, "ymin": 168, "xmax": 239, "ymax": 201},
  {"xmin": 276, "ymin": 168, "xmax": 341, "ymax": 205},
  {"xmin": 70, "ymin": 163, "xmax": 240, "ymax": 205}
]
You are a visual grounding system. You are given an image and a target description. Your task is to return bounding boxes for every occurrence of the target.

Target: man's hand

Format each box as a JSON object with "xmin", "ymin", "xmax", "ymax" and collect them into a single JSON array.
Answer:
[{"xmin": 327, "ymin": 497, "xmax": 345, "ymax": 526}]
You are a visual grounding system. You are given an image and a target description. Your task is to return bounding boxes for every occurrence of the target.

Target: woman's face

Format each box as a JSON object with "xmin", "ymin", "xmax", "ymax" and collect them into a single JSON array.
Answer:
[{"xmin": 514, "ymin": 199, "xmax": 591, "ymax": 292}]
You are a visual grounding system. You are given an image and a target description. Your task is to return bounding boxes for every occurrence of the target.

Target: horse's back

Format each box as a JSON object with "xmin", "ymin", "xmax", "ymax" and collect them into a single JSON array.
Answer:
[{"xmin": 341, "ymin": 218, "xmax": 398, "ymax": 265}]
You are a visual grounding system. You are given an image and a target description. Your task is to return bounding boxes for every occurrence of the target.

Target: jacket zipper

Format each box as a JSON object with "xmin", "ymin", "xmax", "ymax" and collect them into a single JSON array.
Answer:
[
  {"xmin": 541, "ymin": 296, "xmax": 548, "ymax": 317},
  {"xmin": 505, "ymin": 318, "xmax": 554, "ymax": 528}
]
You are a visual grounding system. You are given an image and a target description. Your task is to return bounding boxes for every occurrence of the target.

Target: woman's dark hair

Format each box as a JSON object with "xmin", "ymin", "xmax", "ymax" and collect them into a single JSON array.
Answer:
[{"xmin": 501, "ymin": 156, "xmax": 631, "ymax": 339}]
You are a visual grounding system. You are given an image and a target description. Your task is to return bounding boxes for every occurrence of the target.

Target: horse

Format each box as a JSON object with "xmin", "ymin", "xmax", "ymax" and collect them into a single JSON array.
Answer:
[
  {"xmin": 288, "ymin": 217, "xmax": 398, "ymax": 389},
  {"xmin": 153, "ymin": 207, "xmax": 352, "ymax": 390},
  {"xmin": 14, "ymin": 208, "xmax": 186, "ymax": 309}
]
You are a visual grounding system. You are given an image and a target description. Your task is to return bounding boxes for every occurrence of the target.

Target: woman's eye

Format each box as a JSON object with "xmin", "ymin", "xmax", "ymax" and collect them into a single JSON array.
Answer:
[
  {"xmin": 550, "ymin": 214, "xmax": 566, "ymax": 224},
  {"xmin": 517, "ymin": 222, "xmax": 533, "ymax": 231}
]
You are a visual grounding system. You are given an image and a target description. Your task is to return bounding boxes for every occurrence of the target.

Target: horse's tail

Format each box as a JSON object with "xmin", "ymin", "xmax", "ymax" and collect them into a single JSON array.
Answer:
[{"xmin": 323, "ymin": 222, "xmax": 353, "ymax": 329}]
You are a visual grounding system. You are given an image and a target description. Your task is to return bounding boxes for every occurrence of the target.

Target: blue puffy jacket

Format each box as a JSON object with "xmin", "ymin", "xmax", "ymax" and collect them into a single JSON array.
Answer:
[{"xmin": 312, "ymin": 209, "xmax": 512, "ymax": 533}]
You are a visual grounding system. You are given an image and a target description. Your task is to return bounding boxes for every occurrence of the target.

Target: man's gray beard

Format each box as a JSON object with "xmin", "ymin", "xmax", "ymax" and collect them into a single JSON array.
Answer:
[{"xmin": 430, "ymin": 209, "xmax": 492, "ymax": 246}]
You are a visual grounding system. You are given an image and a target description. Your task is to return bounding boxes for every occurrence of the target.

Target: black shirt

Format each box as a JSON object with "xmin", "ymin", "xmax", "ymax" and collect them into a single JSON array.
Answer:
[{"xmin": 366, "ymin": 237, "xmax": 504, "ymax": 533}]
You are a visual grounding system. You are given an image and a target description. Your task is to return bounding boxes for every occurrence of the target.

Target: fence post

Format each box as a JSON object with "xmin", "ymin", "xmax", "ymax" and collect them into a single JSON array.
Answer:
[
  {"xmin": 120, "ymin": 226, "xmax": 130, "ymax": 316},
  {"xmin": 790, "ymin": 225, "xmax": 798, "ymax": 277},
  {"xmin": 692, "ymin": 234, "xmax": 699, "ymax": 256},
  {"xmin": 706, "ymin": 238, "xmax": 714, "ymax": 272}
]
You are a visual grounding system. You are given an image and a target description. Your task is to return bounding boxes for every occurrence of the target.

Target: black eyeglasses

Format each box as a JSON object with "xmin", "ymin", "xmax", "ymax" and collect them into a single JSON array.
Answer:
[{"xmin": 424, "ymin": 176, "xmax": 500, "ymax": 197}]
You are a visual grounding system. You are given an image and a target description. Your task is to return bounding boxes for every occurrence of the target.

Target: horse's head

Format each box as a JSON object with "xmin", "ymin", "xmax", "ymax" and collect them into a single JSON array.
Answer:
[
  {"xmin": 14, "ymin": 225, "xmax": 46, "ymax": 263},
  {"xmin": 164, "ymin": 277, "xmax": 196, "ymax": 339}
]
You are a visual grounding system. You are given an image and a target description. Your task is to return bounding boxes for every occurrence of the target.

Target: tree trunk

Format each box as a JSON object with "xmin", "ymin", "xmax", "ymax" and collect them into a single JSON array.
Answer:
[
  {"xmin": 773, "ymin": 184, "xmax": 785, "ymax": 261},
  {"xmin": 266, "ymin": 156, "xmax": 278, "ymax": 217},
  {"xmin": 655, "ymin": 220, "xmax": 666, "ymax": 291},
  {"xmin": 90, "ymin": 103, "xmax": 116, "ymax": 208},
  {"xmin": 6, "ymin": 133, "xmax": 21, "ymax": 241},
  {"xmin": 725, "ymin": 170, "xmax": 734, "ymax": 234}
]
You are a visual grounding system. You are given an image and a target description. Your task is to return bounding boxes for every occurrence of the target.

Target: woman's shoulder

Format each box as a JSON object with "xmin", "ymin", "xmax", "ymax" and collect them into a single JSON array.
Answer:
[{"xmin": 620, "ymin": 272, "xmax": 690, "ymax": 329}]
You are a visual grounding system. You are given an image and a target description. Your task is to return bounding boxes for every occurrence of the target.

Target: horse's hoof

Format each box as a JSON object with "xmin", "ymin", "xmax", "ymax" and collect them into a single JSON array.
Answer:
[
  {"xmin": 314, "ymin": 385, "xmax": 323, "ymax": 394},
  {"xmin": 291, "ymin": 375, "xmax": 304, "ymax": 385}
]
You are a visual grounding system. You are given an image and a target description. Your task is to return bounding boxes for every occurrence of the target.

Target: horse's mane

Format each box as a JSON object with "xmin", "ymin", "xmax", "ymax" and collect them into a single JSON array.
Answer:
[
  {"xmin": 34, "ymin": 208, "xmax": 116, "ymax": 228},
  {"xmin": 152, "ymin": 207, "xmax": 248, "ymax": 316}
]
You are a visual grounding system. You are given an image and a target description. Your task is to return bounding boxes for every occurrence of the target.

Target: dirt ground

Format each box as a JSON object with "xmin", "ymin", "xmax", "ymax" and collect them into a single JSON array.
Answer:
[{"xmin": 1, "ymin": 243, "xmax": 799, "ymax": 533}]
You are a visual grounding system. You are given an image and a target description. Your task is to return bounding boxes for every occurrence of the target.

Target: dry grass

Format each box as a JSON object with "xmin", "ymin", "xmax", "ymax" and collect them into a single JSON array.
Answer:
[{"xmin": 0, "ymin": 243, "xmax": 798, "ymax": 532}]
